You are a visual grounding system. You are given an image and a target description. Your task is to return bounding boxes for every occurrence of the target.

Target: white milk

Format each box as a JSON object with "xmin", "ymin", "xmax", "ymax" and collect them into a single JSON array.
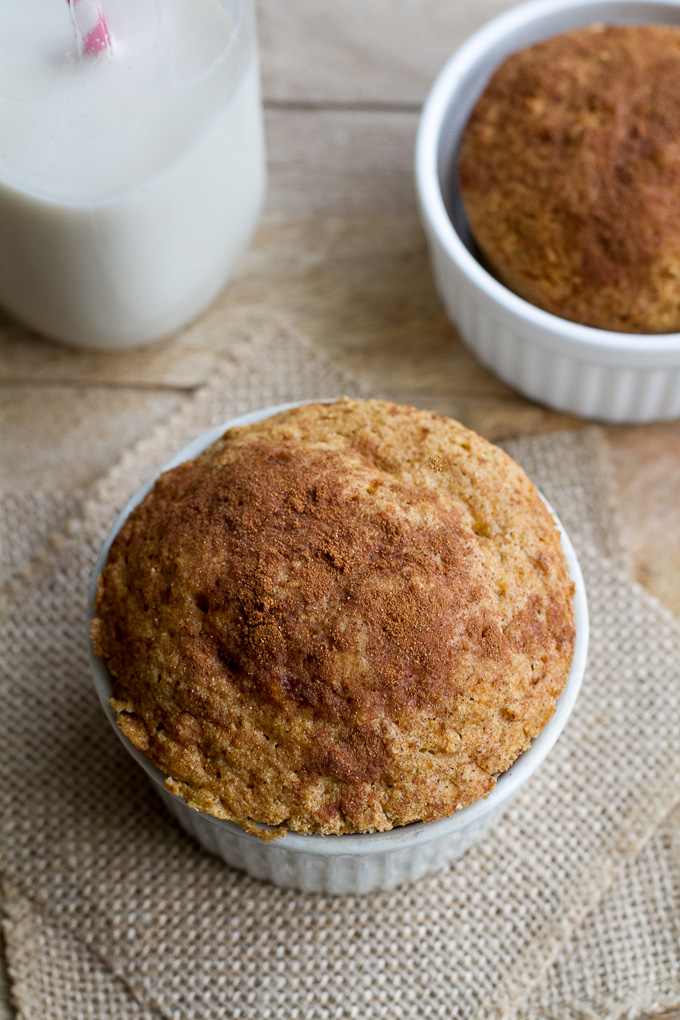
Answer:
[{"xmin": 0, "ymin": 0, "xmax": 265, "ymax": 349}]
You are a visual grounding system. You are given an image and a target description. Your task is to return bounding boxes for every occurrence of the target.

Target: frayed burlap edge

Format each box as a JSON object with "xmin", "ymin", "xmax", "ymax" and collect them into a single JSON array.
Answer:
[{"xmin": 2, "ymin": 322, "xmax": 680, "ymax": 1020}]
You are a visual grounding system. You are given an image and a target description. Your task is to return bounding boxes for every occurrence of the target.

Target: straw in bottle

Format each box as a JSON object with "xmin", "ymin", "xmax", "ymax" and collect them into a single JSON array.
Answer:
[{"xmin": 67, "ymin": 0, "xmax": 114, "ymax": 57}]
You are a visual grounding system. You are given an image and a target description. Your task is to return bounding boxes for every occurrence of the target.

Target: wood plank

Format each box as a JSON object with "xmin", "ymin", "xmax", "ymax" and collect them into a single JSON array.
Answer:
[
  {"xmin": 0, "ymin": 203, "xmax": 570, "ymax": 411},
  {"xmin": 1, "ymin": 199, "xmax": 679, "ymax": 623},
  {"xmin": 258, "ymin": 0, "xmax": 518, "ymax": 105},
  {"xmin": 607, "ymin": 423, "xmax": 680, "ymax": 618},
  {"xmin": 0, "ymin": 125, "xmax": 678, "ymax": 621},
  {"xmin": 265, "ymin": 108, "xmax": 417, "ymax": 215},
  {"xmin": 2, "ymin": 3, "xmax": 679, "ymax": 1008}
]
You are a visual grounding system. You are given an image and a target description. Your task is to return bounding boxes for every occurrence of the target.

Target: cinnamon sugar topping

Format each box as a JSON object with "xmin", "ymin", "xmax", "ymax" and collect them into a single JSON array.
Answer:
[
  {"xmin": 459, "ymin": 24, "xmax": 680, "ymax": 332},
  {"xmin": 94, "ymin": 399, "xmax": 575, "ymax": 836}
]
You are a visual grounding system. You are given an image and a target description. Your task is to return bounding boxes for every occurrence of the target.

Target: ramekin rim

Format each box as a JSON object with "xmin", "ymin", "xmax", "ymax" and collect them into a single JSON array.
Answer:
[
  {"xmin": 415, "ymin": 0, "xmax": 680, "ymax": 354},
  {"xmin": 89, "ymin": 398, "xmax": 589, "ymax": 857}
]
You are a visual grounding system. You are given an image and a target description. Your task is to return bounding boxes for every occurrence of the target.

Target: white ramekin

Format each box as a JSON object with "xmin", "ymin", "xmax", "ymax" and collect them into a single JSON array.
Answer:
[
  {"xmin": 416, "ymin": 0, "xmax": 680, "ymax": 424},
  {"xmin": 89, "ymin": 401, "xmax": 589, "ymax": 895}
]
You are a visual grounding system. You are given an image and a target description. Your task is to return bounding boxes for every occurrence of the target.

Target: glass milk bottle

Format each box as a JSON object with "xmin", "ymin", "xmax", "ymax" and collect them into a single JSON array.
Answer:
[{"xmin": 0, "ymin": 0, "xmax": 266, "ymax": 349}]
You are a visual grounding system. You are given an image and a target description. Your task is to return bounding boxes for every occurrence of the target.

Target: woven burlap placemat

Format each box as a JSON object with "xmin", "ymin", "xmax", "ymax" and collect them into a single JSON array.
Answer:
[
  {"xmin": 0, "ymin": 491, "xmax": 86, "ymax": 588},
  {"xmin": 2, "ymin": 323, "xmax": 680, "ymax": 1019}
]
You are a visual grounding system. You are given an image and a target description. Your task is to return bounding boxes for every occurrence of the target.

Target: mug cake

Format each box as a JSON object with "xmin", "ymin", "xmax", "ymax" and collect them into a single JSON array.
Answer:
[
  {"xmin": 459, "ymin": 24, "xmax": 680, "ymax": 333},
  {"xmin": 92, "ymin": 399, "xmax": 575, "ymax": 838}
]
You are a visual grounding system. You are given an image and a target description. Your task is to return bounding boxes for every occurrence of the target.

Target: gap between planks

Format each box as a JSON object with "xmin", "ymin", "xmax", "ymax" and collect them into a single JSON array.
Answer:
[{"xmin": 264, "ymin": 99, "xmax": 422, "ymax": 114}]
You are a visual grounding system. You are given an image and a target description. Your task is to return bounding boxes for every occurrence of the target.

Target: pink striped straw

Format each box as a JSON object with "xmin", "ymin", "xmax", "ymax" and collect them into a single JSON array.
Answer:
[{"xmin": 67, "ymin": 0, "xmax": 114, "ymax": 57}]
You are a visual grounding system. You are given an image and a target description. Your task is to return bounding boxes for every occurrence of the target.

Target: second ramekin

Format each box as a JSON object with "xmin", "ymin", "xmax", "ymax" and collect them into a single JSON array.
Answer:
[
  {"xmin": 89, "ymin": 401, "xmax": 589, "ymax": 895},
  {"xmin": 416, "ymin": 0, "xmax": 680, "ymax": 424}
]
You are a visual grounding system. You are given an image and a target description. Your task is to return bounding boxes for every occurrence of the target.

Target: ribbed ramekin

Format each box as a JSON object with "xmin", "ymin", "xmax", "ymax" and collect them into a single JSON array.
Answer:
[
  {"xmin": 416, "ymin": 0, "xmax": 680, "ymax": 423},
  {"xmin": 89, "ymin": 401, "xmax": 589, "ymax": 895}
]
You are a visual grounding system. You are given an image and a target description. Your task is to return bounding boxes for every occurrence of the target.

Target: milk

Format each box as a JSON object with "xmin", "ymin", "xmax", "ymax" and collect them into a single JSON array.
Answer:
[{"xmin": 0, "ymin": 0, "xmax": 266, "ymax": 349}]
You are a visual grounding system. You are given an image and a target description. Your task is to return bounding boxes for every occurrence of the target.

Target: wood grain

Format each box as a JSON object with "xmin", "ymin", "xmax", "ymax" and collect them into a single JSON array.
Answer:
[
  {"xmin": 0, "ymin": 6, "xmax": 679, "ymax": 1015},
  {"xmin": 0, "ymin": 6, "xmax": 678, "ymax": 1018},
  {"xmin": 0, "ymin": 9, "xmax": 678, "ymax": 626},
  {"xmin": 258, "ymin": 0, "xmax": 518, "ymax": 105},
  {"xmin": 608, "ymin": 424, "xmax": 680, "ymax": 617},
  {"xmin": 265, "ymin": 108, "xmax": 417, "ymax": 214},
  {"xmin": 1, "ymin": 207, "xmax": 679, "ymax": 619}
]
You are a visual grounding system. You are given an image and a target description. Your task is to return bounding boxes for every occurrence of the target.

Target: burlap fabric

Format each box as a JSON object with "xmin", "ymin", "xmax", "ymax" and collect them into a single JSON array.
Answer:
[
  {"xmin": 2, "ymin": 324, "xmax": 680, "ymax": 1019},
  {"xmin": 0, "ymin": 490, "xmax": 85, "ymax": 587}
]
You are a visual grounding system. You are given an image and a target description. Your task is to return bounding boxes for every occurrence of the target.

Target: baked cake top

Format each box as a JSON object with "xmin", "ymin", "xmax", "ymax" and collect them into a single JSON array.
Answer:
[
  {"xmin": 93, "ymin": 398, "xmax": 575, "ymax": 836},
  {"xmin": 459, "ymin": 24, "xmax": 680, "ymax": 333}
]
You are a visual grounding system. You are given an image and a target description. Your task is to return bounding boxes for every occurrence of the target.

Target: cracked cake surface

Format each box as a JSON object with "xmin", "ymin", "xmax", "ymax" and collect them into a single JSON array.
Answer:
[
  {"xmin": 92, "ymin": 398, "xmax": 575, "ymax": 836},
  {"xmin": 459, "ymin": 24, "xmax": 680, "ymax": 333}
]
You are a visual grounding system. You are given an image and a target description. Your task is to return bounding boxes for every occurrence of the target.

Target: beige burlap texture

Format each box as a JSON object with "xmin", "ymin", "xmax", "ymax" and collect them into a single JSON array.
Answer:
[{"xmin": 2, "ymin": 324, "xmax": 680, "ymax": 1020}]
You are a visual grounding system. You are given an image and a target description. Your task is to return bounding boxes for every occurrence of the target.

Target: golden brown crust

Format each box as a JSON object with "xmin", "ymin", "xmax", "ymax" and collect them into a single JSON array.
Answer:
[
  {"xmin": 94, "ymin": 399, "xmax": 575, "ymax": 835},
  {"xmin": 459, "ymin": 24, "xmax": 680, "ymax": 333}
]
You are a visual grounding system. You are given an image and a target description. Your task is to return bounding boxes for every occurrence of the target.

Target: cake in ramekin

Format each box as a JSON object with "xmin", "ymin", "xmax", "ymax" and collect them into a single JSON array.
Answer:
[
  {"xmin": 92, "ymin": 398, "xmax": 575, "ymax": 838},
  {"xmin": 459, "ymin": 24, "xmax": 680, "ymax": 333}
]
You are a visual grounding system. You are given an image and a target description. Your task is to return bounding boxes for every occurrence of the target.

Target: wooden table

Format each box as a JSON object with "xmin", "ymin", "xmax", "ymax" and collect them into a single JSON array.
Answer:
[
  {"xmin": 2, "ymin": 0, "xmax": 679, "ymax": 619},
  {"xmin": 1, "ymin": 2, "xmax": 679, "ymax": 1015}
]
